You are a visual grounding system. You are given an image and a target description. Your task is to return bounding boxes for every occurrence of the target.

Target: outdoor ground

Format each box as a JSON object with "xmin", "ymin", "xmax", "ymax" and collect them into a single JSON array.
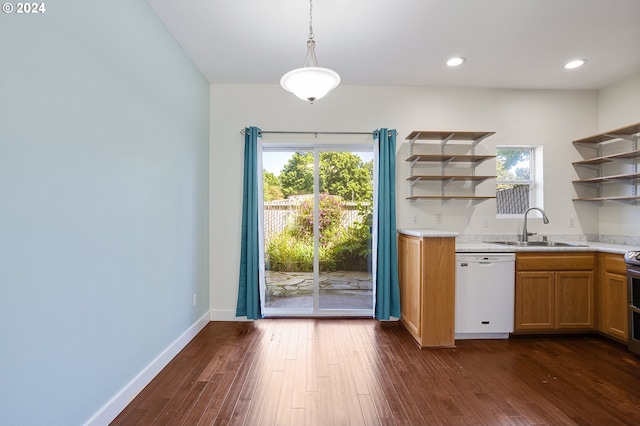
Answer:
[{"xmin": 265, "ymin": 270, "xmax": 373, "ymax": 309}]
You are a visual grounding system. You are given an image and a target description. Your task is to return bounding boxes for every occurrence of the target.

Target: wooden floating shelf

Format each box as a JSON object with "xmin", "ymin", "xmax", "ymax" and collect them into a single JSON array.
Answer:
[
  {"xmin": 406, "ymin": 196, "xmax": 496, "ymax": 201},
  {"xmin": 406, "ymin": 131, "xmax": 495, "ymax": 142},
  {"xmin": 573, "ymin": 195, "xmax": 640, "ymax": 203},
  {"xmin": 573, "ymin": 172, "xmax": 640, "ymax": 185},
  {"xmin": 407, "ymin": 175, "xmax": 495, "ymax": 182},
  {"xmin": 572, "ymin": 149, "xmax": 640, "ymax": 167},
  {"xmin": 406, "ymin": 154, "xmax": 496, "ymax": 164},
  {"xmin": 573, "ymin": 122, "xmax": 640, "ymax": 145}
]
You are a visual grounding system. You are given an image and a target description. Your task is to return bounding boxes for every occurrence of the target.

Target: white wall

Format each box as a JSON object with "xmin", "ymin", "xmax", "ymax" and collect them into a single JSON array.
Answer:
[
  {"xmin": 595, "ymin": 72, "xmax": 640, "ymax": 236},
  {"xmin": 0, "ymin": 1, "xmax": 209, "ymax": 424},
  {"xmin": 598, "ymin": 72, "xmax": 640, "ymax": 130},
  {"xmin": 210, "ymin": 84, "xmax": 598, "ymax": 318}
]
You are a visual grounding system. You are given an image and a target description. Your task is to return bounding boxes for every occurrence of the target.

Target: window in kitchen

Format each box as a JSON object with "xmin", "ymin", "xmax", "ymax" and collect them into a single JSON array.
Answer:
[{"xmin": 495, "ymin": 146, "xmax": 543, "ymax": 216}]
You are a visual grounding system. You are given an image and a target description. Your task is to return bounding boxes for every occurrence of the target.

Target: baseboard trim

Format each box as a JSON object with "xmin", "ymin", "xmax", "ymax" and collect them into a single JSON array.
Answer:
[
  {"xmin": 455, "ymin": 332, "xmax": 510, "ymax": 340},
  {"xmin": 84, "ymin": 311, "xmax": 211, "ymax": 426},
  {"xmin": 210, "ymin": 309, "xmax": 253, "ymax": 321}
]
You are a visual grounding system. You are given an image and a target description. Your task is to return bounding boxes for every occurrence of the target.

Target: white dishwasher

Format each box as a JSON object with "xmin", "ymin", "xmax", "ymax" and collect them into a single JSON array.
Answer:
[{"xmin": 455, "ymin": 253, "xmax": 515, "ymax": 340}]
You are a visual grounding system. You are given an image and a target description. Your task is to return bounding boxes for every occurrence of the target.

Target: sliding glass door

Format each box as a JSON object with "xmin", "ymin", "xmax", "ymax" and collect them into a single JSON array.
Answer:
[{"xmin": 261, "ymin": 146, "xmax": 374, "ymax": 317}]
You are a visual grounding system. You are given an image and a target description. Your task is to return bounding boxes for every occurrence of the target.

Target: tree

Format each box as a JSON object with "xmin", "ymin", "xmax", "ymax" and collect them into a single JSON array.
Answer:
[
  {"xmin": 497, "ymin": 149, "xmax": 527, "ymax": 170},
  {"xmin": 263, "ymin": 171, "xmax": 284, "ymax": 201},
  {"xmin": 278, "ymin": 151, "xmax": 373, "ymax": 201},
  {"xmin": 496, "ymin": 149, "xmax": 530, "ymax": 181},
  {"xmin": 279, "ymin": 152, "xmax": 314, "ymax": 198},
  {"xmin": 319, "ymin": 152, "xmax": 373, "ymax": 202}
]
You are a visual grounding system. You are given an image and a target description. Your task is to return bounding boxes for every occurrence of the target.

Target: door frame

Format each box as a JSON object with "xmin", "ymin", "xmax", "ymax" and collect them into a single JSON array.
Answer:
[{"xmin": 259, "ymin": 142, "xmax": 376, "ymax": 317}]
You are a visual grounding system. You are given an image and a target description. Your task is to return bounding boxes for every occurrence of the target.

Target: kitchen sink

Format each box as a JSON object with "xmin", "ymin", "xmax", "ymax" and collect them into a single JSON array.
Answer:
[{"xmin": 485, "ymin": 241, "xmax": 588, "ymax": 247}]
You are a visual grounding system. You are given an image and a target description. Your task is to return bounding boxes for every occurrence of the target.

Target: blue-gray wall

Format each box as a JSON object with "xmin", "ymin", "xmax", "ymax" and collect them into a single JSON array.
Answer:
[{"xmin": 0, "ymin": 1, "xmax": 210, "ymax": 424}]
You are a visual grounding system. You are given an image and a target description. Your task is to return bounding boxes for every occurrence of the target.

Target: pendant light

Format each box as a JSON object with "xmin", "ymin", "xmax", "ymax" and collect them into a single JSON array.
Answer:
[{"xmin": 280, "ymin": 0, "xmax": 340, "ymax": 103}]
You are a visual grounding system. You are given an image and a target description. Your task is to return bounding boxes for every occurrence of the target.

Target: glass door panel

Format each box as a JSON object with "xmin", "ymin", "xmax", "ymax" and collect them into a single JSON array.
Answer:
[
  {"xmin": 262, "ymin": 151, "xmax": 314, "ymax": 311},
  {"xmin": 318, "ymin": 151, "xmax": 373, "ymax": 310}
]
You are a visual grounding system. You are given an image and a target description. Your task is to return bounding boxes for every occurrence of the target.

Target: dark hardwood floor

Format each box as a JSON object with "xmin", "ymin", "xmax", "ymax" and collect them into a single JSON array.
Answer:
[{"xmin": 112, "ymin": 319, "xmax": 640, "ymax": 425}]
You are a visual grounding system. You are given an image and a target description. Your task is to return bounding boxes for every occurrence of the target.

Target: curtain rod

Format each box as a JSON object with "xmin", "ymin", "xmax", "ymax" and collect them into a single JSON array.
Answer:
[{"xmin": 239, "ymin": 129, "xmax": 375, "ymax": 136}]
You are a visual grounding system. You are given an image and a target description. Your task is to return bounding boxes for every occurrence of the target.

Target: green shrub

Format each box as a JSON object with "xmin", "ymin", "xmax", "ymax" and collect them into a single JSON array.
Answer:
[
  {"xmin": 331, "ymin": 218, "xmax": 371, "ymax": 271},
  {"xmin": 266, "ymin": 231, "xmax": 314, "ymax": 272},
  {"xmin": 293, "ymin": 194, "xmax": 344, "ymax": 245},
  {"xmin": 265, "ymin": 195, "xmax": 372, "ymax": 272}
]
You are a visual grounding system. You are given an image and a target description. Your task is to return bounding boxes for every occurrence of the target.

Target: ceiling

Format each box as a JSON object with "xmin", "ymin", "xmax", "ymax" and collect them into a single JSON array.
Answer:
[{"xmin": 147, "ymin": 0, "xmax": 640, "ymax": 90}]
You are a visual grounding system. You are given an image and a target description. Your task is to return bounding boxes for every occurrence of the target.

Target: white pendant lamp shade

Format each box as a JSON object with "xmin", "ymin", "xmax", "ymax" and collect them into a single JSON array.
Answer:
[{"xmin": 280, "ymin": 66, "xmax": 340, "ymax": 103}]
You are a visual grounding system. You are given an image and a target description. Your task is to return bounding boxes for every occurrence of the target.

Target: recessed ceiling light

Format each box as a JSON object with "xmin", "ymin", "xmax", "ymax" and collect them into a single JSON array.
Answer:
[
  {"xmin": 565, "ymin": 59, "xmax": 587, "ymax": 69},
  {"xmin": 447, "ymin": 57, "xmax": 466, "ymax": 67}
]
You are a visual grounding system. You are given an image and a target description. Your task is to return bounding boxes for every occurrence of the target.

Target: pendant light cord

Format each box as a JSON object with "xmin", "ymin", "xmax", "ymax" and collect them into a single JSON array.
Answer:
[
  {"xmin": 308, "ymin": 0, "xmax": 314, "ymax": 41},
  {"xmin": 303, "ymin": 0, "xmax": 318, "ymax": 68}
]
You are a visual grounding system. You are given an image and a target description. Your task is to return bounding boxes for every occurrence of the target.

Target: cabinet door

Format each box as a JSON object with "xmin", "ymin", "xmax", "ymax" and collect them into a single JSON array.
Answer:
[
  {"xmin": 556, "ymin": 271, "xmax": 594, "ymax": 329},
  {"xmin": 398, "ymin": 235, "xmax": 422, "ymax": 339},
  {"xmin": 603, "ymin": 271, "xmax": 628, "ymax": 341},
  {"xmin": 515, "ymin": 271, "xmax": 555, "ymax": 330},
  {"xmin": 421, "ymin": 237, "xmax": 456, "ymax": 347}
]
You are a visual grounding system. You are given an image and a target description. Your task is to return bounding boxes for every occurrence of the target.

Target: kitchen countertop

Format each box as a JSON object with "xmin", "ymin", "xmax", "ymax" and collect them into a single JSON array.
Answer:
[
  {"xmin": 456, "ymin": 241, "xmax": 638, "ymax": 255},
  {"xmin": 397, "ymin": 229, "xmax": 639, "ymax": 255},
  {"xmin": 398, "ymin": 229, "xmax": 459, "ymax": 238}
]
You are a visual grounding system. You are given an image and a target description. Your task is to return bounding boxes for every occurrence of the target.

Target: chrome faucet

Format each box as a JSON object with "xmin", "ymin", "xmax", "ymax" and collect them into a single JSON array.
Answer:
[{"xmin": 522, "ymin": 207, "xmax": 550, "ymax": 242}]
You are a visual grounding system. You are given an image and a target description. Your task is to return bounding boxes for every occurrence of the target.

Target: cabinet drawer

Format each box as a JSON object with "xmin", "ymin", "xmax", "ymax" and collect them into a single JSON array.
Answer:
[
  {"xmin": 516, "ymin": 252, "xmax": 595, "ymax": 271},
  {"xmin": 600, "ymin": 253, "xmax": 627, "ymax": 275}
]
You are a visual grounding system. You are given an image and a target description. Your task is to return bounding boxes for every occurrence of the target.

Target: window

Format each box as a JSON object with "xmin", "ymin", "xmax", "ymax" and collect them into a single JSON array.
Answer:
[{"xmin": 496, "ymin": 146, "xmax": 542, "ymax": 216}]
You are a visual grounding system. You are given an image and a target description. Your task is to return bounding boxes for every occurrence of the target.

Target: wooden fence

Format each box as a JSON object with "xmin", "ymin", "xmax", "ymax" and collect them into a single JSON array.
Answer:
[
  {"xmin": 263, "ymin": 199, "xmax": 366, "ymax": 243},
  {"xmin": 496, "ymin": 185, "xmax": 530, "ymax": 214}
]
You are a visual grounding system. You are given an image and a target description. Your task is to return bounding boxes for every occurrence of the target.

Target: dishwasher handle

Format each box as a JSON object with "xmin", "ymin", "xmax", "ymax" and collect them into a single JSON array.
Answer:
[{"xmin": 459, "ymin": 261, "xmax": 497, "ymax": 267}]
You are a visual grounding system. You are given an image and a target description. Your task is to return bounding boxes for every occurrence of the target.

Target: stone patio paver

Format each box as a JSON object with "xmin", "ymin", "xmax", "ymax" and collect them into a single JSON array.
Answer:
[{"xmin": 265, "ymin": 270, "xmax": 373, "ymax": 307}]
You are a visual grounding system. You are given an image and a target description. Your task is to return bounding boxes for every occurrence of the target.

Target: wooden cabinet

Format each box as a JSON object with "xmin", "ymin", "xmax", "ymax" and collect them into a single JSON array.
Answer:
[
  {"xmin": 556, "ymin": 271, "xmax": 595, "ymax": 329},
  {"xmin": 516, "ymin": 271, "xmax": 554, "ymax": 330},
  {"xmin": 597, "ymin": 253, "xmax": 628, "ymax": 342},
  {"xmin": 515, "ymin": 253, "xmax": 595, "ymax": 332},
  {"xmin": 398, "ymin": 234, "xmax": 455, "ymax": 347},
  {"xmin": 398, "ymin": 235, "xmax": 422, "ymax": 339}
]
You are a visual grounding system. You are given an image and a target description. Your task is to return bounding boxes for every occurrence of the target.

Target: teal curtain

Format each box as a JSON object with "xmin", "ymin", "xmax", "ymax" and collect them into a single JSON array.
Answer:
[
  {"xmin": 236, "ymin": 126, "xmax": 262, "ymax": 319},
  {"xmin": 375, "ymin": 128, "xmax": 400, "ymax": 320}
]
